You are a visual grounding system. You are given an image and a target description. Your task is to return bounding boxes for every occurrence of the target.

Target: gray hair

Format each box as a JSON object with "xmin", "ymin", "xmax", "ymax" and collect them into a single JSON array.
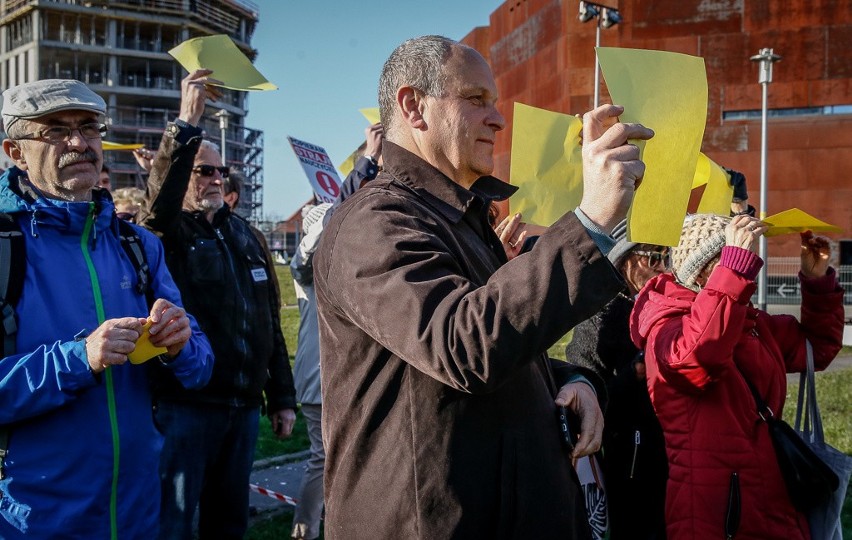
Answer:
[
  {"xmin": 3, "ymin": 118, "xmax": 30, "ymax": 139},
  {"xmin": 378, "ymin": 35, "xmax": 456, "ymax": 136},
  {"xmin": 199, "ymin": 139, "xmax": 220, "ymax": 155}
]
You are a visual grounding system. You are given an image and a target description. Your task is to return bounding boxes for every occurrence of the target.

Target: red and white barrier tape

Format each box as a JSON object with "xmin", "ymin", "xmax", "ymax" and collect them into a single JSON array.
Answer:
[{"xmin": 250, "ymin": 483, "xmax": 298, "ymax": 506}]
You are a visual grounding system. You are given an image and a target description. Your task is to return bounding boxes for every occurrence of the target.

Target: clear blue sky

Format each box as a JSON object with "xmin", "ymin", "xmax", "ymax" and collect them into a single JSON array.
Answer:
[{"xmin": 248, "ymin": 0, "xmax": 504, "ymax": 221}]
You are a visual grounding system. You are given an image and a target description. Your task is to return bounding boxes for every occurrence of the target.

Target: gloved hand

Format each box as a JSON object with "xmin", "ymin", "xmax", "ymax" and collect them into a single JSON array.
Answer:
[{"xmin": 724, "ymin": 168, "xmax": 748, "ymax": 201}]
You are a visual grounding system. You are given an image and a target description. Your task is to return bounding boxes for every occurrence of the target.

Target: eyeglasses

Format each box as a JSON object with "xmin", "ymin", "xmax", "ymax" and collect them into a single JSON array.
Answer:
[
  {"xmin": 634, "ymin": 250, "xmax": 670, "ymax": 269},
  {"xmin": 15, "ymin": 122, "xmax": 107, "ymax": 143},
  {"xmin": 192, "ymin": 165, "xmax": 230, "ymax": 178}
]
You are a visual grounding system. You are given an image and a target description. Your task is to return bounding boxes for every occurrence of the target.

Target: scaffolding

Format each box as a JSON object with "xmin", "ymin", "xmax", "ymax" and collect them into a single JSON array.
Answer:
[{"xmin": 0, "ymin": 0, "xmax": 265, "ymax": 222}]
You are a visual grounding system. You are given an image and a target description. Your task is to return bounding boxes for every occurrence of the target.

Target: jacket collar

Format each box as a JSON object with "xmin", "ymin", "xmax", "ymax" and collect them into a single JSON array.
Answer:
[
  {"xmin": 0, "ymin": 166, "xmax": 116, "ymax": 234},
  {"xmin": 381, "ymin": 141, "xmax": 516, "ymax": 224}
]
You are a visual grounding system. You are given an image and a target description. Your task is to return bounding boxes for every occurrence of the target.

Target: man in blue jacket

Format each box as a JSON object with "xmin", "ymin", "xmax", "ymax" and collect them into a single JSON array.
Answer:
[{"xmin": 0, "ymin": 79, "xmax": 214, "ymax": 539}]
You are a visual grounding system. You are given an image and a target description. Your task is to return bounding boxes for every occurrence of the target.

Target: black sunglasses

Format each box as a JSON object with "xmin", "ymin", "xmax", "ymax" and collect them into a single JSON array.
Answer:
[{"xmin": 192, "ymin": 165, "xmax": 230, "ymax": 178}]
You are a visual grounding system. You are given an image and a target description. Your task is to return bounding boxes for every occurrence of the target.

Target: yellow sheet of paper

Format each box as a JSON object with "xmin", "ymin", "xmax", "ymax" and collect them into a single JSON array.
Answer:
[
  {"xmin": 102, "ymin": 141, "xmax": 144, "ymax": 151},
  {"xmin": 338, "ymin": 148, "xmax": 360, "ymax": 178},
  {"xmin": 598, "ymin": 47, "xmax": 708, "ymax": 246},
  {"xmin": 696, "ymin": 154, "xmax": 733, "ymax": 215},
  {"xmin": 128, "ymin": 321, "xmax": 168, "ymax": 365},
  {"xmin": 509, "ymin": 103, "xmax": 584, "ymax": 226},
  {"xmin": 169, "ymin": 34, "xmax": 277, "ymax": 91},
  {"xmin": 692, "ymin": 152, "xmax": 710, "ymax": 189},
  {"xmin": 763, "ymin": 208, "xmax": 843, "ymax": 237},
  {"xmin": 360, "ymin": 108, "xmax": 380, "ymax": 124}
]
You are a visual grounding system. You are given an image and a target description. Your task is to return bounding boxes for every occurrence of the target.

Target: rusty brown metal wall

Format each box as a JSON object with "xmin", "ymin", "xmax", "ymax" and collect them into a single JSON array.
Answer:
[{"xmin": 461, "ymin": 0, "xmax": 852, "ymax": 251}]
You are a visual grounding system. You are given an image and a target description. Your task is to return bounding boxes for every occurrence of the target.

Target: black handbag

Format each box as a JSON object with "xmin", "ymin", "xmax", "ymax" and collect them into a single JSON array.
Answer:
[{"xmin": 740, "ymin": 355, "xmax": 839, "ymax": 513}]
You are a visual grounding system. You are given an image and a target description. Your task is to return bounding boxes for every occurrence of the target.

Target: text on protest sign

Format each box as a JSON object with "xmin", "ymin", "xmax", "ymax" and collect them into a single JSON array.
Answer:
[{"xmin": 288, "ymin": 136, "xmax": 342, "ymax": 203}]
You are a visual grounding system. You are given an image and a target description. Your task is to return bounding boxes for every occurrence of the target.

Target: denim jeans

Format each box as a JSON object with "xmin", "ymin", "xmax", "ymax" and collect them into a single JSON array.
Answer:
[{"xmin": 155, "ymin": 400, "xmax": 260, "ymax": 540}]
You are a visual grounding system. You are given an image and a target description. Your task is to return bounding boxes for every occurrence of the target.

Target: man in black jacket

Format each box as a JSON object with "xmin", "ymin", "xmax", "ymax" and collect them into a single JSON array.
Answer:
[{"xmin": 137, "ymin": 69, "xmax": 297, "ymax": 540}]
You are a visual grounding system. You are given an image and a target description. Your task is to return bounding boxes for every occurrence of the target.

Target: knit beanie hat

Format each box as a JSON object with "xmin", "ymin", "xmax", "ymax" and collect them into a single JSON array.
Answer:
[
  {"xmin": 671, "ymin": 213, "xmax": 730, "ymax": 291},
  {"xmin": 301, "ymin": 202, "xmax": 332, "ymax": 234},
  {"xmin": 607, "ymin": 219, "xmax": 638, "ymax": 268}
]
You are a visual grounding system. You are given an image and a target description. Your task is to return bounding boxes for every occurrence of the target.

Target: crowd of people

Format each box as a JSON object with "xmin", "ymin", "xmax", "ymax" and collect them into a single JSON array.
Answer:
[{"xmin": 0, "ymin": 33, "xmax": 845, "ymax": 540}]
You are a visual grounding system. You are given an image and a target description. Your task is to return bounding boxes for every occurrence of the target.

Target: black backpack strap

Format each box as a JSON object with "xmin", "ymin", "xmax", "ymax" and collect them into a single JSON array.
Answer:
[
  {"xmin": 0, "ymin": 212, "xmax": 24, "ymax": 481},
  {"xmin": 0, "ymin": 212, "xmax": 25, "ymax": 358},
  {"xmin": 117, "ymin": 219, "xmax": 154, "ymax": 308}
]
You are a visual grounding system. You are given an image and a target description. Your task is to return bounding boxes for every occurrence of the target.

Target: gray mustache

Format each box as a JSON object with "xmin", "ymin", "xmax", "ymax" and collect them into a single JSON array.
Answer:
[{"xmin": 58, "ymin": 150, "xmax": 98, "ymax": 169}]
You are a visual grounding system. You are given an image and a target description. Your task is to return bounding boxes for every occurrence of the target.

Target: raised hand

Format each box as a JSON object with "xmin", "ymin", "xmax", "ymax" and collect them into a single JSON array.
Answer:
[
  {"xmin": 578, "ymin": 104, "xmax": 654, "ymax": 234},
  {"xmin": 800, "ymin": 231, "xmax": 831, "ymax": 278}
]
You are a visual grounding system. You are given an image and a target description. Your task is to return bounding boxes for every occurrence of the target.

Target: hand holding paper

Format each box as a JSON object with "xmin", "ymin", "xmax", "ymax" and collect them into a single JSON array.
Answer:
[
  {"xmin": 800, "ymin": 231, "xmax": 832, "ymax": 279},
  {"xmin": 128, "ymin": 321, "xmax": 168, "ymax": 365},
  {"xmin": 146, "ymin": 298, "xmax": 193, "ymax": 359},
  {"xmin": 180, "ymin": 69, "xmax": 223, "ymax": 126},
  {"xmin": 579, "ymin": 104, "xmax": 654, "ymax": 234}
]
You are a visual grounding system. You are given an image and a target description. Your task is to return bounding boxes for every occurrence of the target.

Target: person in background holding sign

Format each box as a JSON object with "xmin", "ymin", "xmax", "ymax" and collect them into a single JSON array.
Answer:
[
  {"xmin": 0, "ymin": 78, "xmax": 213, "ymax": 539},
  {"xmin": 314, "ymin": 35, "xmax": 655, "ymax": 539},
  {"xmin": 136, "ymin": 69, "xmax": 297, "ymax": 540},
  {"xmin": 629, "ymin": 214, "xmax": 844, "ymax": 539},
  {"xmin": 287, "ymin": 122, "xmax": 383, "ymax": 540}
]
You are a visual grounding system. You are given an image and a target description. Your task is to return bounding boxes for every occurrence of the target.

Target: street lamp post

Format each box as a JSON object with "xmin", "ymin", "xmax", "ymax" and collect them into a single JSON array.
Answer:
[
  {"xmin": 579, "ymin": 1, "xmax": 621, "ymax": 108},
  {"xmin": 749, "ymin": 48, "xmax": 781, "ymax": 311},
  {"xmin": 214, "ymin": 109, "xmax": 231, "ymax": 166}
]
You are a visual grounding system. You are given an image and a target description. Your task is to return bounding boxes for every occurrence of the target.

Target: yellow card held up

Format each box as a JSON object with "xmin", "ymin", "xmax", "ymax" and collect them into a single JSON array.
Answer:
[
  {"xmin": 509, "ymin": 102, "xmax": 584, "ymax": 226},
  {"xmin": 692, "ymin": 152, "xmax": 711, "ymax": 189},
  {"xmin": 338, "ymin": 148, "xmax": 360, "ymax": 178},
  {"xmin": 763, "ymin": 208, "xmax": 843, "ymax": 237},
  {"xmin": 169, "ymin": 35, "xmax": 277, "ymax": 91},
  {"xmin": 128, "ymin": 321, "xmax": 168, "ymax": 365},
  {"xmin": 360, "ymin": 108, "xmax": 380, "ymax": 124},
  {"xmin": 597, "ymin": 47, "xmax": 708, "ymax": 246},
  {"xmin": 102, "ymin": 141, "xmax": 144, "ymax": 151},
  {"xmin": 696, "ymin": 154, "xmax": 733, "ymax": 216}
]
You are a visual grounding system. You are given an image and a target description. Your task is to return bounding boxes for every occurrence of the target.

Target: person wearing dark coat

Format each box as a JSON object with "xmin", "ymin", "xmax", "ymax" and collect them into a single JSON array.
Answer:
[
  {"xmin": 565, "ymin": 220, "xmax": 669, "ymax": 540},
  {"xmin": 313, "ymin": 35, "xmax": 654, "ymax": 540}
]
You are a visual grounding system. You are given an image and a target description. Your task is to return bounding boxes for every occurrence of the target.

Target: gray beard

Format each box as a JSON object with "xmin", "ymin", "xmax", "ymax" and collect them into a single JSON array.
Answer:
[{"xmin": 199, "ymin": 198, "xmax": 224, "ymax": 212}]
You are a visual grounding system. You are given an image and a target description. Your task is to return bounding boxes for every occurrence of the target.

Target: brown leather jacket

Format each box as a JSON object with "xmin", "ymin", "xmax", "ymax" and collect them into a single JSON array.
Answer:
[{"xmin": 314, "ymin": 142, "xmax": 624, "ymax": 539}]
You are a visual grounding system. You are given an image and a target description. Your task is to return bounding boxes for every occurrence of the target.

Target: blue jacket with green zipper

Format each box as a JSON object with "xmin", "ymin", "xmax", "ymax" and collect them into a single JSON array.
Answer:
[{"xmin": 0, "ymin": 167, "xmax": 214, "ymax": 539}]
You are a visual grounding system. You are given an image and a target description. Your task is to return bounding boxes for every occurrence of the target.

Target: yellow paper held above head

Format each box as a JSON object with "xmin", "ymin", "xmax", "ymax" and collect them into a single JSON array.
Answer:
[
  {"xmin": 360, "ymin": 108, "xmax": 380, "ymax": 125},
  {"xmin": 169, "ymin": 34, "xmax": 277, "ymax": 91},
  {"xmin": 597, "ymin": 47, "xmax": 708, "ymax": 246},
  {"xmin": 692, "ymin": 152, "xmax": 711, "ymax": 189},
  {"xmin": 338, "ymin": 148, "xmax": 360, "ymax": 178},
  {"xmin": 128, "ymin": 321, "xmax": 168, "ymax": 365},
  {"xmin": 696, "ymin": 153, "xmax": 733, "ymax": 216},
  {"xmin": 102, "ymin": 141, "xmax": 144, "ymax": 151},
  {"xmin": 763, "ymin": 208, "xmax": 843, "ymax": 237},
  {"xmin": 509, "ymin": 102, "xmax": 584, "ymax": 226}
]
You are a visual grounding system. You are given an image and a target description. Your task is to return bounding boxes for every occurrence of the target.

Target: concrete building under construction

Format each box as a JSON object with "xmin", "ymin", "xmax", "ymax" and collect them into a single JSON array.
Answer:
[{"xmin": 0, "ymin": 0, "xmax": 265, "ymax": 220}]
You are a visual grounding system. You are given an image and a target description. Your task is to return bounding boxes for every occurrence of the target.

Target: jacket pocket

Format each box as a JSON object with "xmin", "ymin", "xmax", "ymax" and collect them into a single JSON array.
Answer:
[
  {"xmin": 187, "ymin": 237, "xmax": 225, "ymax": 285},
  {"xmin": 725, "ymin": 472, "xmax": 741, "ymax": 539}
]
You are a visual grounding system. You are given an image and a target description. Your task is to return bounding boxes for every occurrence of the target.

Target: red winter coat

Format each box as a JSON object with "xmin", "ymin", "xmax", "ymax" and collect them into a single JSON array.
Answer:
[{"xmin": 630, "ymin": 266, "xmax": 844, "ymax": 540}]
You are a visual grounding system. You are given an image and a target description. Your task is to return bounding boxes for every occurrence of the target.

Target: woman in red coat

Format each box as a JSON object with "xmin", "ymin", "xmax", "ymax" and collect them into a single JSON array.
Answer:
[{"xmin": 629, "ymin": 213, "xmax": 845, "ymax": 540}]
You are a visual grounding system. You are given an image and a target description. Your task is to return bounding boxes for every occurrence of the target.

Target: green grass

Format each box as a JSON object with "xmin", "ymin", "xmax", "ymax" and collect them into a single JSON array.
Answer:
[{"xmin": 255, "ymin": 410, "xmax": 310, "ymax": 461}]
